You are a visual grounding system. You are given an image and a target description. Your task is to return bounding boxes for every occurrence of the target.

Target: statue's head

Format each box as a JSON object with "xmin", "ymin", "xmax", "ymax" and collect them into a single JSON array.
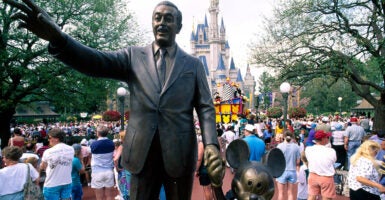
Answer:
[
  {"xmin": 152, "ymin": 1, "xmax": 183, "ymax": 48},
  {"xmin": 226, "ymin": 140, "xmax": 285, "ymax": 200}
]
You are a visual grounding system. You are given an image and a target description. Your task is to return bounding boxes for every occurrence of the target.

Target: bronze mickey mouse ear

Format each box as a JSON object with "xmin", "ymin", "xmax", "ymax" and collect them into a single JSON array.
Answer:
[
  {"xmin": 226, "ymin": 139, "xmax": 250, "ymax": 169},
  {"xmin": 264, "ymin": 148, "xmax": 285, "ymax": 178}
]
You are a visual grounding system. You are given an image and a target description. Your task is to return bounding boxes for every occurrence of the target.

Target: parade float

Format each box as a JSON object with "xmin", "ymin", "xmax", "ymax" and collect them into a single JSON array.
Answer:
[{"xmin": 213, "ymin": 79, "xmax": 248, "ymax": 124}]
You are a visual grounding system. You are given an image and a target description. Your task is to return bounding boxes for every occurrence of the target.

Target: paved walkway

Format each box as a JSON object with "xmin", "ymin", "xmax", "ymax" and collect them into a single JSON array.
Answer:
[{"xmin": 82, "ymin": 168, "xmax": 350, "ymax": 199}]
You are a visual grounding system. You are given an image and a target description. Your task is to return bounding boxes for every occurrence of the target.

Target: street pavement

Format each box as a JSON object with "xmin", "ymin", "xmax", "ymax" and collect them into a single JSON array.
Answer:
[{"xmin": 82, "ymin": 167, "xmax": 350, "ymax": 200}]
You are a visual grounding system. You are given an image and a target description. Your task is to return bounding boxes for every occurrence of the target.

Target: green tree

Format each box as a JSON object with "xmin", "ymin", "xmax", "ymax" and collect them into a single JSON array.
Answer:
[
  {"xmin": 300, "ymin": 78, "xmax": 358, "ymax": 115},
  {"xmin": 250, "ymin": 0, "xmax": 385, "ymax": 130},
  {"xmin": 0, "ymin": 0, "xmax": 143, "ymax": 148},
  {"xmin": 257, "ymin": 71, "xmax": 276, "ymax": 110}
]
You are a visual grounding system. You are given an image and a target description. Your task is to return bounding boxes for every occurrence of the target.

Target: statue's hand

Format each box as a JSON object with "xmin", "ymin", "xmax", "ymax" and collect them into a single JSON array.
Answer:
[
  {"xmin": 204, "ymin": 144, "xmax": 225, "ymax": 188},
  {"xmin": 4, "ymin": 0, "xmax": 65, "ymax": 45}
]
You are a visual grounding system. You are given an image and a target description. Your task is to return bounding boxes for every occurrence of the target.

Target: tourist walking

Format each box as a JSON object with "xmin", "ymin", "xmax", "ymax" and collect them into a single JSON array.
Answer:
[
  {"xmin": 195, "ymin": 133, "xmax": 215, "ymax": 200},
  {"xmin": 90, "ymin": 126, "xmax": 115, "ymax": 200},
  {"xmin": 331, "ymin": 124, "xmax": 346, "ymax": 169},
  {"xmin": 8, "ymin": 128, "xmax": 25, "ymax": 148},
  {"xmin": 71, "ymin": 144, "xmax": 85, "ymax": 200},
  {"xmin": 243, "ymin": 124, "xmax": 265, "ymax": 162},
  {"xmin": 39, "ymin": 128, "xmax": 74, "ymax": 200},
  {"xmin": 344, "ymin": 117, "xmax": 366, "ymax": 170},
  {"xmin": 297, "ymin": 152, "xmax": 309, "ymax": 200},
  {"xmin": 348, "ymin": 140, "xmax": 385, "ymax": 200},
  {"xmin": 0, "ymin": 146, "xmax": 39, "ymax": 199},
  {"xmin": 276, "ymin": 131, "xmax": 300, "ymax": 200},
  {"xmin": 305, "ymin": 130, "xmax": 337, "ymax": 200}
]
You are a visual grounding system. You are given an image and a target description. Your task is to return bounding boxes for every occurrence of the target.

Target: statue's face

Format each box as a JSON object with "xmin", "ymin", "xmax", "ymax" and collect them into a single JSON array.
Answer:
[
  {"xmin": 232, "ymin": 165, "xmax": 275, "ymax": 200},
  {"xmin": 152, "ymin": 5, "xmax": 181, "ymax": 47}
]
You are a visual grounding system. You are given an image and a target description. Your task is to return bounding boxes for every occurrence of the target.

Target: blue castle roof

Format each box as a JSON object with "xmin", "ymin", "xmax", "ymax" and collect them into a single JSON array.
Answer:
[
  {"xmin": 216, "ymin": 55, "xmax": 226, "ymax": 71},
  {"xmin": 236, "ymin": 69, "xmax": 243, "ymax": 82},
  {"xmin": 218, "ymin": 74, "xmax": 227, "ymax": 80},
  {"xmin": 191, "ymin": 23, "xmax": 208, "ymax": 42},
  {"xmin": 229, "ymin": 58, "xmax": 236, "ymax": 70}
]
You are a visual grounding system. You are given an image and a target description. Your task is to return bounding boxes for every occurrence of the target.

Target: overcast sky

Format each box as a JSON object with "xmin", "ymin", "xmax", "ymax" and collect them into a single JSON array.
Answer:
[{"xmin": 128, "ymin": 0, "xmax": 276, "ymax": 86}]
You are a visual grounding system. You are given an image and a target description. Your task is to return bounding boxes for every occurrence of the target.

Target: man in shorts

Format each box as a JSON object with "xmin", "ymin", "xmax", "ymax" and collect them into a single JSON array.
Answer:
[
  {"xmin": 40, "ymin": 128, "xmax": 74, "ymax": 200},
  {"xmin": 305, "ymin": 130, "xmax": 337, "ymax": 200},
  {"xmin": 90, "ymin": 126, "xmax": 115, "ymax": 200}
]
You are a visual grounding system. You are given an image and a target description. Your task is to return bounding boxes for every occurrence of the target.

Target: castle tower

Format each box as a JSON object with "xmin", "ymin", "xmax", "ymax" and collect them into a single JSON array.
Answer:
[{"xmin": 190, "ymin": 0, "xmax": 255, "ymax": 99}]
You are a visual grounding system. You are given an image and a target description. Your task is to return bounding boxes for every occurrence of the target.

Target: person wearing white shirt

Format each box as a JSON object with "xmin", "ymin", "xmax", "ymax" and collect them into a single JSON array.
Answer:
[
  {"xmin": 305, "ymin": 130, "xmax": 337, "ymax": 200},
  {"xmin": 39, "ymin": 128, "xmax": 74, "ymax": 200},
  {"xmin": 221, "ymin": 126, "xmax": 236, "ymax": 149},
  {"xmin": 0, "ymin": 146, "xmax": 39, "ymax": 199}
]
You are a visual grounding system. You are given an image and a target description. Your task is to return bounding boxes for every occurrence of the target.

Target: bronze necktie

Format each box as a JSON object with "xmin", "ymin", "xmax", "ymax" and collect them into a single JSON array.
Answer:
[{"xmin": 157, "ymin": 48, "xmax": 167, "ymax": 86}]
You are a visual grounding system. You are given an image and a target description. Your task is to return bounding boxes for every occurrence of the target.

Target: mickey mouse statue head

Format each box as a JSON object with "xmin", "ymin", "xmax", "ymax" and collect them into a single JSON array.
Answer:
[{"xmin": 214, "ymin": 139, "xmax": 285, "ymax": 200}]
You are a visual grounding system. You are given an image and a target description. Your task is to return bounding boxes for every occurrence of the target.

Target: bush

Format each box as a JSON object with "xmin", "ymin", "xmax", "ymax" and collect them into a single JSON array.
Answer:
[
  {"xmin": 102, "ymin": 110, "xmax": 121, "ymax": 121},
  {"xmin": 288, "ymin": 107, "xmax": 307, "ymax": 118},
  {"xmin": 266, "ymin": 107, "xmax": 283, "ymax": 118}
]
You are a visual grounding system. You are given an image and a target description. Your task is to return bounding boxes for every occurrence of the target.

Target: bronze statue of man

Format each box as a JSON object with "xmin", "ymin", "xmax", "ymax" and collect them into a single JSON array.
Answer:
[{"xmin": 3, "ymin": 0, "xmax": 225, "ymax": 199}]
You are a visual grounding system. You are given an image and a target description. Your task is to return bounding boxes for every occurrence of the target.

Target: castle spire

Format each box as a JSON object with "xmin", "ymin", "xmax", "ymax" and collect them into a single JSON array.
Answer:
[
  {"xmin": 220, "ymin": 17, "xmax": 225, "ymax": 33},
  {"xmin": 209, "ymin": 0, "xmax": 219, "ymax": 39}
]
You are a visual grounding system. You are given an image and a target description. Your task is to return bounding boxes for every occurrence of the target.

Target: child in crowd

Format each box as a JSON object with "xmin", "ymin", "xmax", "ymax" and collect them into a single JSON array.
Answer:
[
  {"xmin": 71, "ymin": 144, "xmax": 85, "ymax": 200},
  {"xmin": 297, "ymin": 152, "xmax": 309, "ymax": 200},
  {"xmin": 113, "ymin": 131, "xmax": 130, "ymax": 200}
]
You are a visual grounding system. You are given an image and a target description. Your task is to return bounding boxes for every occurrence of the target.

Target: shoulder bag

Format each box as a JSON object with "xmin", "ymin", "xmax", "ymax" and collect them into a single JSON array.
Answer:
[{"xmin": 23, "ymin": 164, "xmax": 44, "ymax": 200}]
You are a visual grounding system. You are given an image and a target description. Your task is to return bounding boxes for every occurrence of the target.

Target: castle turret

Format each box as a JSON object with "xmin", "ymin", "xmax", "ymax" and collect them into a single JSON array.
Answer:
[
  {"xmin": 220, "ymin": 17, "xmax": 226, "ymax": 41},
  {"xmin": 229, "ymin": 57, "xmax": 237, "ymax": 82}
]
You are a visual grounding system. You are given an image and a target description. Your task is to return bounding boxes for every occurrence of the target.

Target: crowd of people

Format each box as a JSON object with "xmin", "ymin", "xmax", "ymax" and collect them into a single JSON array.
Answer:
[
  {"xmin": 0, "ymin": 122, "xmax": 130, "ymax": 200},
  {"xmin": 0, "ymin": 113, "xmax": 381, "ymax": 200},
  {"xmin": 211, "ymin": 113, "xmax": 382, "ymax": 200}
]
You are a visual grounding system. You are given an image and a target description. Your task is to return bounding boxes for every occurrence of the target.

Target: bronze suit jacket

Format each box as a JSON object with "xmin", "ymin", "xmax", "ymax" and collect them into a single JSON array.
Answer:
[{"xmin": 50, "ymin": 35, "xmax": 219, "ymax": 178}]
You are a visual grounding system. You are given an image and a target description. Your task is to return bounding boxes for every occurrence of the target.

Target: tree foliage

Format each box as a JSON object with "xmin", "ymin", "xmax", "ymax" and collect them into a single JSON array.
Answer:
[
  {"xmin": 257, "ymin": 71, "xmax": 276, "ymax": 110},
  {"xmin": 250, "ymin": 0, "xmax": 385, "ymax": 130},
  {"xmin": 0, "ymin": 0, "xmax": 143, "ymax": 148},
  {"xmin": 300, "ymin": 78, "xmax": 358, "ymax": 115}
]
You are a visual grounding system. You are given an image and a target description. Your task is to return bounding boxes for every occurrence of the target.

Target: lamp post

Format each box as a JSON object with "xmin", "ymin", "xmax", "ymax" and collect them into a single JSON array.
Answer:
[
  {"xmin": 280, "ymin": 82, "xmax": 291, "ymax": 129},
  {"xmin": 117, "ymin": 87, "xmax": 127, "ymax": 131},
  {"xmin": 338, "ymin": 97, "xmax": 342, "ymax": 117}
]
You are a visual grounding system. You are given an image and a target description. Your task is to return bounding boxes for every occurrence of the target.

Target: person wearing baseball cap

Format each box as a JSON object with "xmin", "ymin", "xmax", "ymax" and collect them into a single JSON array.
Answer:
[
  {"xmin": 305, "ymin": 130, "xmax": 337, "ymax": 199},
  {"xmin": 316, "ymin": 116, "xmax": 332, "ymax": 132},
  {"xmin": 344, "ymin": 117, "xmax": 366, "ymax": 170},
  {"xmin": 242, "ymin": 124, "xmax": 265, "ymax": 162}
]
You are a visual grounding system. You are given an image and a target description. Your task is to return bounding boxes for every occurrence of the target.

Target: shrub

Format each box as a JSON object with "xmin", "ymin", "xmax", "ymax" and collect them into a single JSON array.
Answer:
[
  {"xmin": 266, "ymin": 107, "xmax": 283, "ymax": 118},
  {"xmin": 288, "ymin": 107, "xmax": 307, "ymax": 118},
  {"xmin": 102, "ymin": 110, "xmax": 121, "ymax": 122}
]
